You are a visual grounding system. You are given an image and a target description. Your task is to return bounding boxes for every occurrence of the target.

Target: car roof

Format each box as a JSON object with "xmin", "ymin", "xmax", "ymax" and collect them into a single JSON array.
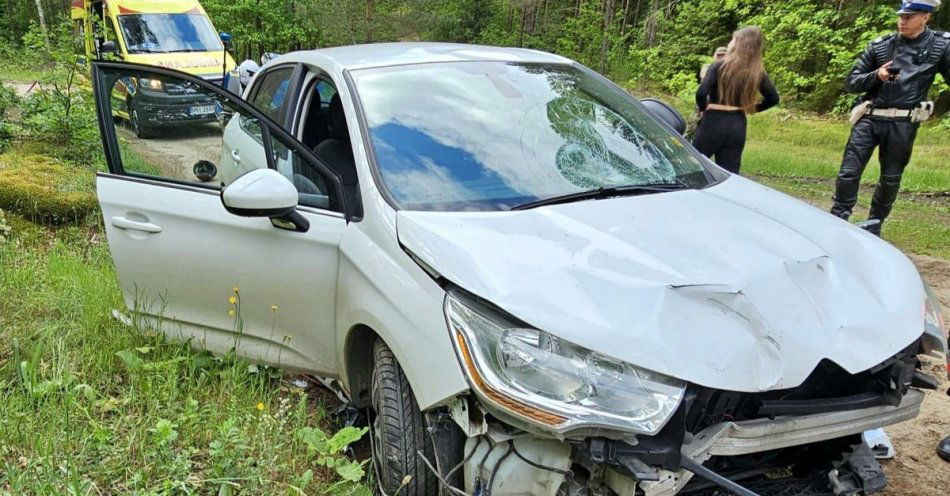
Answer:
[{"xmin": 268, "ymin": 42, "xmax": 574, "ymax": 73}]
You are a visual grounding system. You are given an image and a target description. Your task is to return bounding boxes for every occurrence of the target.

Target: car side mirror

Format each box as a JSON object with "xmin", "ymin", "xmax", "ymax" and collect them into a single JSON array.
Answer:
[
  {"xmin": 99, "ymin": 40, "xmax": 118, "ymax": 57},
  {"xmin": 221, "ymin": 169, "xmax": 297, "ymax": 217},
  {"xmin": 222, "ymin": 169, "xmax": 310, "ymax": 232},
  {"xmin": 640, "ymin": 98, "xmax": 687, "ymax": 136}
]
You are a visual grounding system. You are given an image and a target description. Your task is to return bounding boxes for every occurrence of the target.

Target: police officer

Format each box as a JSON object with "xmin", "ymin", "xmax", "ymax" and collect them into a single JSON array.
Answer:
[{"xmin": 831, "ymin": 0, "xmax": 950, "ymax": 235}]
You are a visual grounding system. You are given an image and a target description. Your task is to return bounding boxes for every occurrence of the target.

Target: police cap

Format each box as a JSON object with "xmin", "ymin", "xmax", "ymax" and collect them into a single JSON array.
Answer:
[{"xmin": 898, "ymin": 0, "xmax": 941, "ymax": 14}]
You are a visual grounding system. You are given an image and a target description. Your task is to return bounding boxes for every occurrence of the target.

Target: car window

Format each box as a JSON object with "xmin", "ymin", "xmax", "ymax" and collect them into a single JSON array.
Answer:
[
  {"xmin": 250, "ymin": 67, "xmax": 294, "ymax": 123},
  {"xmin": 99, "ymin": 67, "xmax": 341, "ymax": 212},
  {"xmin": 316, "ymin": 80, "xmax": 336, "ymax": 106}
]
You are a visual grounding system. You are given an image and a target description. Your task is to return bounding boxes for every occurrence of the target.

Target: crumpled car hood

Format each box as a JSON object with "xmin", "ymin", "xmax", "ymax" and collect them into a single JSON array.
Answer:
[{"xmin": 396, "ymin": 175, "xmax": 926, "ymax": 392}]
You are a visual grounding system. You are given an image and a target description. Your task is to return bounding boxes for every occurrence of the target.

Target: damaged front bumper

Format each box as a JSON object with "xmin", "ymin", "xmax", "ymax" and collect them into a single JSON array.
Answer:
[
  {"xmin": 435, "ymin": 340, "xmax": 936, "ymax": 496},
  {"xmin": 446, "ymin": 390, "xmax": 924, "ymax": 496},
  {"xmin": 617, "ymin": 389, "xmax": 923, "ymax": 496}
]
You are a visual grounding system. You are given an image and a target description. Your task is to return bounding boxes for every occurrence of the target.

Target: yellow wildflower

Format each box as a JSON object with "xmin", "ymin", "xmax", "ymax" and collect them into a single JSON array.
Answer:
[
  {"xmin": 270, "ymin": 304, "xmax": 279, "ymax": 312},
  {"xmin": 228, "ymin": 309, "xmax": 235, "ymax": 317},
  {"xmin": 229, "ymin": 296, "xmax": 237, "ymax": 305},
  {"xmin": 256, "ymin": 402, "xmax": 265, "ymax": 411}
]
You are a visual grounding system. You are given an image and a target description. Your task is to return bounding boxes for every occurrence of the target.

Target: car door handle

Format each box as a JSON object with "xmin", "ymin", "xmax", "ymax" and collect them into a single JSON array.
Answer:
[
  {"xmin": 231, "ymin": 150, "xmax": 241, "ymax": 163},
  {"xmin": 111, "ymin": 216, "xmax": 162, "ymax": 233}
]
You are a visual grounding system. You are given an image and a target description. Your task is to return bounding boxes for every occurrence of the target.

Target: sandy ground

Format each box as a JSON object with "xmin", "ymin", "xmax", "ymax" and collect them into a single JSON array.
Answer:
[
  {"xmin": 881, "ymin": 254, "xmax": 950, "ymax": 496},
  {"xmin": 115, "ymin": 123, "xmax": 224, "ymax": 182}
]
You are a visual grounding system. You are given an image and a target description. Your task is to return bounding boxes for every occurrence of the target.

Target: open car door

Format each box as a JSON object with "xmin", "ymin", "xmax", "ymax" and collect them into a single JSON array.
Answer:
[{"xmin": 91, "ymin": 61, "xmax": 348, "ymax": 374}]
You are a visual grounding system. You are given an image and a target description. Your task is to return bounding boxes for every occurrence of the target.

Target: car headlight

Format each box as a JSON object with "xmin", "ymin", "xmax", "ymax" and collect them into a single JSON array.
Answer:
[
  {"xmin": 922, "ymin": 280, "xmax": 947, "ymax": 362},
  {"xmin": 139, "ymin": 78, "xmax": 163, "ymax": 91},
  {"xmin": 445, "ymin": 291, "xmax": 685, "ymax": 435}
]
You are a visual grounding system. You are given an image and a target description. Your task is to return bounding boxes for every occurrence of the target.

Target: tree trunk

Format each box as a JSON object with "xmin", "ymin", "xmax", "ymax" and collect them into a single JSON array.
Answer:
[
  {"xmin": 599, "ymin": 0, "xmax": 615, "ymax": 72},
  {"xmin": 645, "ymin": 0, "xmax": 659, "ymax": 48},
  {"xmin": 365, "ymin": 0, "xmax": 374, "ymax": 43},
  {"xmin": 620, "ymin": 0, "xmax": 630, "ymax": 34},
  {"xmin": 34, "ymin": 0, "xmax": 49, "ymax": 46},
  {"xmin": 518, "ymin": 3, "xmax": 527, "ymax": 47}
]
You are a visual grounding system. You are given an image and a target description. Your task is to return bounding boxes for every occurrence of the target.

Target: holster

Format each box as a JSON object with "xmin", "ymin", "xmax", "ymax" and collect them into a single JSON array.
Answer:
[
  {"xmin": 849, "ymin": 101, "xmax": 872, "ymax": 126},
  {"xmin": 910, "ymin": 101, "xmax": 934, "ymax": 123}
]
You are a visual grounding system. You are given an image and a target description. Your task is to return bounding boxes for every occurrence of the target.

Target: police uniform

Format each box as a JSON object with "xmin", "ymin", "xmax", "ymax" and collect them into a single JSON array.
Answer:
[{"xmin": 831, "ymin": 0, "xmax": 950, "ymax": 232}]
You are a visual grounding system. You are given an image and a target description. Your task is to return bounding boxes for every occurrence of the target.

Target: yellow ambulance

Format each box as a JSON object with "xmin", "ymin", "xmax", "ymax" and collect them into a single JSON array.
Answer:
[
  {"xmin": 72, "ymin": 0, "xmax": 236, "ymax": 137},
  {"xmin": 72, "ymin": 0, "xmax": 235, "ymax": 79}
]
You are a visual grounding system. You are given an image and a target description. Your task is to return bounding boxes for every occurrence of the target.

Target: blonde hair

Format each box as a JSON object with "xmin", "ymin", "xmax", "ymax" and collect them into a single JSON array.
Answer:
[{"xmin": 719, "ymin": 26, "xmax": 766, "ymax": 114}]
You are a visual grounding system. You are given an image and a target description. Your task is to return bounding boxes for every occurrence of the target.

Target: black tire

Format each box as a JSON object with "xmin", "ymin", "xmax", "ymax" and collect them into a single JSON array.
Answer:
[
  {"xmin": 371, "ymin": 338, "xmax": 438, "ymax": 496},
  {"xmin": 130, "ymin": 105, "xmax": 154, "ymax": 139}
]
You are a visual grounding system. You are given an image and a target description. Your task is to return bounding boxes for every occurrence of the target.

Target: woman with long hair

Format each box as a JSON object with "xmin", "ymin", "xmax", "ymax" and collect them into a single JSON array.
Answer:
[{"xmin": 693, "ymin": 26, "xmax": 780, "ymax": 173}]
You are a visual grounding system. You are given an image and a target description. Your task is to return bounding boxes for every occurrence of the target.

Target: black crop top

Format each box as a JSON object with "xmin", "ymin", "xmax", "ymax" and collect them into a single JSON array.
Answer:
[{"xmin": 696, "ymin": 61, "xmax": 780, "ymax": 113}]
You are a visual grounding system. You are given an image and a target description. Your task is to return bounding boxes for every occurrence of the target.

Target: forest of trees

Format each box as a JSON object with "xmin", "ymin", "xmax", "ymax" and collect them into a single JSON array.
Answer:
[{"xmin": 3, "ymin": 0, "xmax": 949, "ymax": 114}]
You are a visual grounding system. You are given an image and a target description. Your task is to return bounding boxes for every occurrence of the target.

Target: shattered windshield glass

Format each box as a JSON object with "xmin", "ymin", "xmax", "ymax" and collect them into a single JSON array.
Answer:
[{"xmin": 353, "ymin": 62, "xmax": 715, "ymax": 211}]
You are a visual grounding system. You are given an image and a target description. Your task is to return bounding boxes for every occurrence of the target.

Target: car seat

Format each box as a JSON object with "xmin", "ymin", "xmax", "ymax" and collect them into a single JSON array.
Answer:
[{"xmin": 314, "ymin": 94, "xmax": 359, "ymax": 214}]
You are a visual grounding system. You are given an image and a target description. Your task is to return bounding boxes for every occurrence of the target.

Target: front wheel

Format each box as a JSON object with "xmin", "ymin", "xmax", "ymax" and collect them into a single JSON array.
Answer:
[
  {"xmin": 130, "ymin": 105, "xmax": 154, "ymax": 139},
  {"xmin": 370, "ymin": 338, "xmax": 439, "ymax": 496}
]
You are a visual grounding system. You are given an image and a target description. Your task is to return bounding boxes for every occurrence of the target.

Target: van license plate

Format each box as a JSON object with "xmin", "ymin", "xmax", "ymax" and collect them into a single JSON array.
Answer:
[{"xmin": 190, "ymin": 105, "xmax": 215, "ymax": 116}]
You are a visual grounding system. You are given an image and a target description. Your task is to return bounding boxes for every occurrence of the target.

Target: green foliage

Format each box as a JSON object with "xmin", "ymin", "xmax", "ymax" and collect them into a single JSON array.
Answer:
[
  {"xmin": 297, "ymin": 426, "xmax": 369, "ymax": 483},
  {"xmin": 16, "ymin": 22, "xmax": 102, "ymax": 165},
  {"xmin": 0, "ymin": 83, "xmax": 19, "ymax": 153},
  {"xmin": 0, "ymin": 151, "xmax": 97, "ymax": 224}
]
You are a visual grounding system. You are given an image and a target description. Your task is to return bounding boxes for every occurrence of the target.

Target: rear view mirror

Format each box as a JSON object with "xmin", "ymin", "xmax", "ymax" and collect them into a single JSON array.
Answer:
[
  {"xmin": 640, "ymin": 98, "xmax": 687, "ymax": 136},
  {"xmin": 99, "ymin": 40, "xmax": 117, "ymax": 57},
  {"xmin": 221, "ymin": 169, "xmax": 298, "ymax": 217}
]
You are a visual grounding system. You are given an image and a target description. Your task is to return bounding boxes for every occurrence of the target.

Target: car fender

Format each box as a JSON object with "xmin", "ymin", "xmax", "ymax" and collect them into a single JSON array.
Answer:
[{"xmin": 336, "ymin": 220, "xmax": 469, "ymax": 410}]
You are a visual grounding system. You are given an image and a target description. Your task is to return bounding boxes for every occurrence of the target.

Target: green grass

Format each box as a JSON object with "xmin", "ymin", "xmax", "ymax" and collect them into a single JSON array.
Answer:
[
  {"xmin": 0, "ymin": 215, "xmax": 371, "ymax": 495},
  {"xmin": 752, "ymin": 174, "xmax": 950, "ymax": 259},
  {"xmin": 0, "ymin": 66, "xmax": 46, "ymax": 83},
  {"xmin": 739, "ymin": 111, "xmax": 949, "ymax": 259},
  {"xmin": 745, "ymin": 111, "xmax": 950, "ymax": 193}
]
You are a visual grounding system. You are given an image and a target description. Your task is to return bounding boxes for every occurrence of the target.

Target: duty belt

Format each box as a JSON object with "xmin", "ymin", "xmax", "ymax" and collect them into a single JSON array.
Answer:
[{"xmin": 869, "ymin": 108, "xmax": 913, "ymax": 119}]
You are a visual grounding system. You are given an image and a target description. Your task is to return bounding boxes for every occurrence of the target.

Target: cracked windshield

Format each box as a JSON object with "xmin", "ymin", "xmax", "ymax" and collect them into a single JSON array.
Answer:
[{"xmin": 353, "ymin": 62, "xmax": 711, "ymax": 211}]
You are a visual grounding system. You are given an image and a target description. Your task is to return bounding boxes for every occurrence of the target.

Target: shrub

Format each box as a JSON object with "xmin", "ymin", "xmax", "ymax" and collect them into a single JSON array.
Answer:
[
  {"xmin": 0, "ymin": 83, "xmax": 19, "ymax": 153},
  {"xmin": 0, "ymin": 152, "xmax": 96, "ymax": 224}
]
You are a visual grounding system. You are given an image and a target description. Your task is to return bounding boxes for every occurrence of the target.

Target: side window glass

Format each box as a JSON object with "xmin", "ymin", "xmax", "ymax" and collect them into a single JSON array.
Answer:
[
  {"xmin": 316, "ymin": 80, "xmax": 337, "ymax": 106},
  {"xmin": 272, "ymin": 139, "xmax": 332, "ymax": 210},
  {"xmin": 250, "ymin": 67, "xmax": 294, "ymax": 123},
  {"xmin": 99, "ymin": 67, "xmax": 340, "ymax": 212}
]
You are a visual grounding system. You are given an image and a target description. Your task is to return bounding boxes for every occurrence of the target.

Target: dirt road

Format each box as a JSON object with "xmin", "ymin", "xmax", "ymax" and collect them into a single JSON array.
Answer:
[
  {"xmin": 116, "ymin": 123, "xmax": 224, "ymax": 182},
  {"xmin": 881, "ymin": 254, "xmax": 950, "ymax": 496}
]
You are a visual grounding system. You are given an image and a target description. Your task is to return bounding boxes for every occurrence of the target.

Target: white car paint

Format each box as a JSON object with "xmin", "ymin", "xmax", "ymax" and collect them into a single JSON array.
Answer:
[
  {"xmin": 97, "ymin": 177, "xmax": 346, "ymax": 374},
  {"xmin": 221, "ymin": 168, "xmax": 298, "ymax": 211},
  {"xmin": 398, "ymin": 174, "xmax": 926, "ymax": 393}
]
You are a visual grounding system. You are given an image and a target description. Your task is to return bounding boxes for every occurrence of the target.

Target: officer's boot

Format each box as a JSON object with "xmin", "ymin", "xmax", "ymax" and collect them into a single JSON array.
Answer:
[
  {"xmin": 856, "ymin": 219, "xmax": 883, "ymax": 237},
  {"xmin": 939, "ymin": 435, "xmax": 950, "ymax": 463},
  {"xmin": 831, "ymin": 166, "xmax": 864, "ymax": 221},
  {"xmin": 867, "ymin": 173, "xmax": 903, "ymax": 238}
]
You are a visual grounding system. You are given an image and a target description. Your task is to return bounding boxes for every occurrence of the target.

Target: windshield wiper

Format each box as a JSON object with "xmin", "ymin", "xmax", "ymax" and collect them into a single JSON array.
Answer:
[{"xmin": 511, "ymin": 182, "xmax": 689, "ymax": 211}]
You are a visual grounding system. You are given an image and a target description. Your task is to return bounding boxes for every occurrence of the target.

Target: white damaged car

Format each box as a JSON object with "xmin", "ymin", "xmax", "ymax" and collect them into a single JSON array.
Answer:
[{"xmin": 90, "ymin": 43, "xmax": 947, "ymax": 496}]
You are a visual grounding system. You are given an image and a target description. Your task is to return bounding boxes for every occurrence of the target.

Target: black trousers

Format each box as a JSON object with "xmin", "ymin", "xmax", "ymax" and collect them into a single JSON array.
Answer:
[
  {"xmin": 831, "ymin": 117, "xmax": 919, "ymax": 221},
  {"xmin": 692, "ymin": 110, "xmax": 748, "ymax": 173}
]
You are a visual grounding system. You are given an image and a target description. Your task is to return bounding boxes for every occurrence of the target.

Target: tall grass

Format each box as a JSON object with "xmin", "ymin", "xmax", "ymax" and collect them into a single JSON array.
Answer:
[{"xmin": 0, "ymin": 216, "xmax": 369, "ymax": 495}]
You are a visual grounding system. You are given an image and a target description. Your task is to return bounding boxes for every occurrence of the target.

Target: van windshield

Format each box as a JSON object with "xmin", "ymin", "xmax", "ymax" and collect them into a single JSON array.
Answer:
[{"xmin": 118, "ymin": 14, "xmax": 222, "ymax": 53}]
